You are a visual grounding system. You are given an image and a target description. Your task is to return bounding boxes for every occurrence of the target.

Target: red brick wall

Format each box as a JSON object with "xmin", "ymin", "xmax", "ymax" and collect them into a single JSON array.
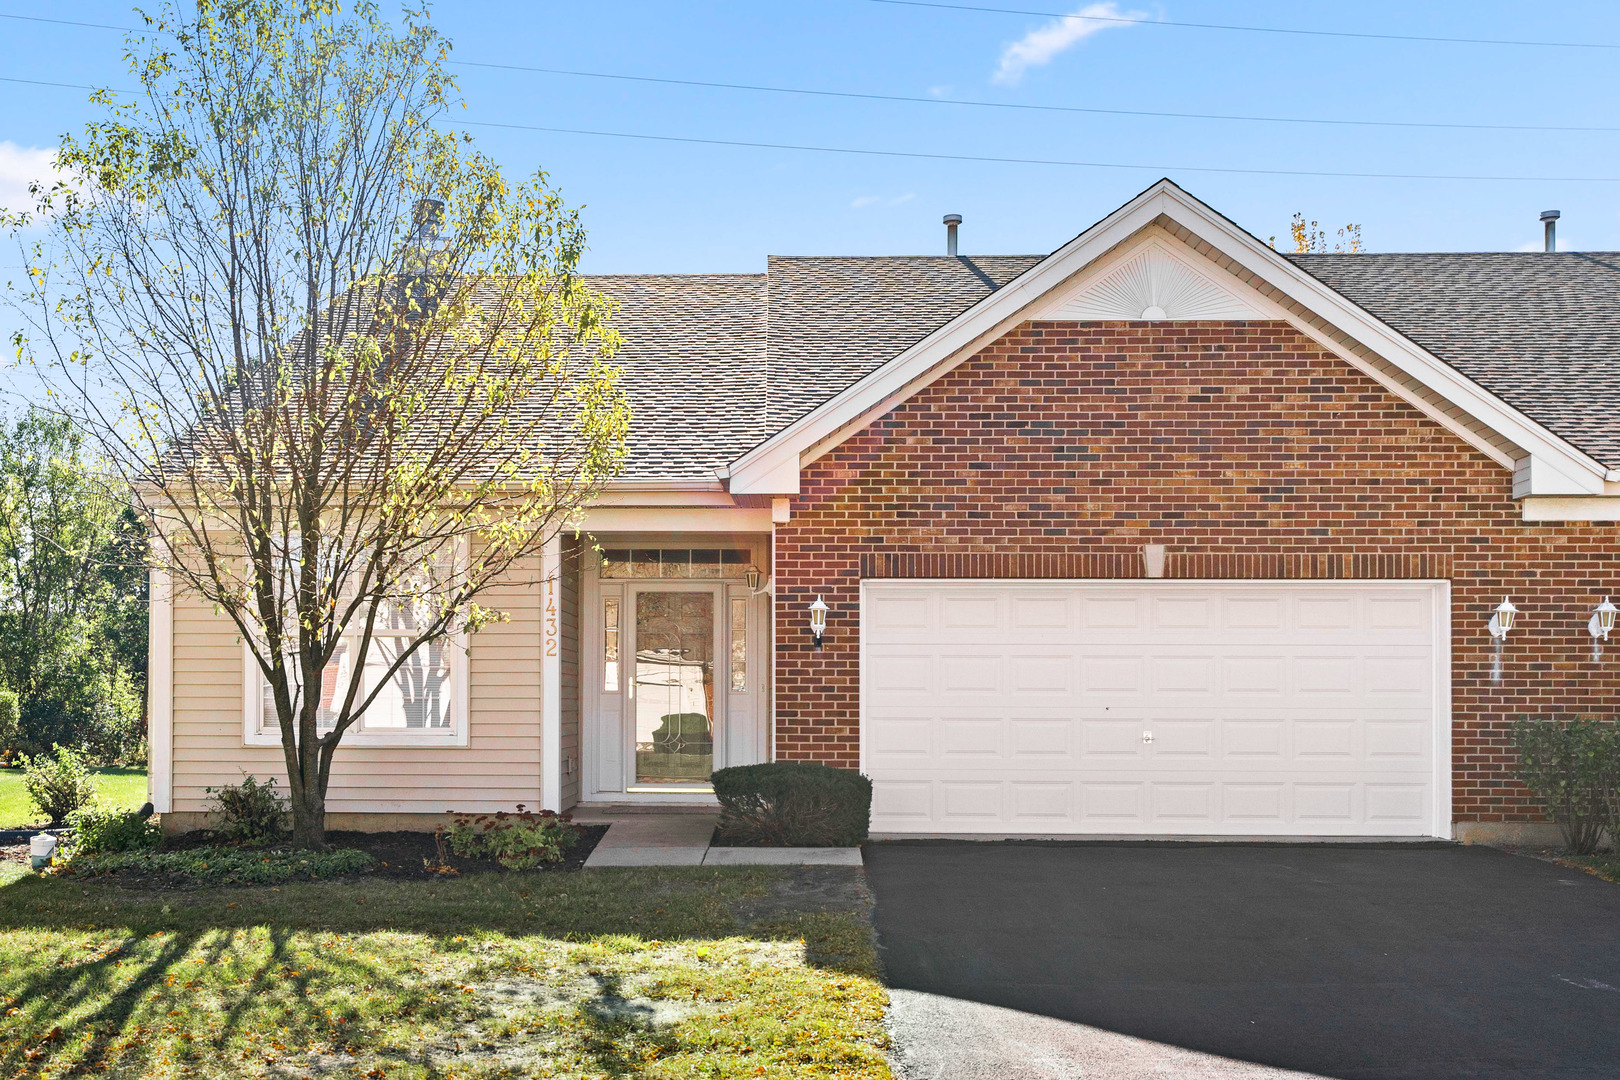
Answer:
[{"xmin": 772, "ymin": 320, "xmax": 1620, "ymax": 825}]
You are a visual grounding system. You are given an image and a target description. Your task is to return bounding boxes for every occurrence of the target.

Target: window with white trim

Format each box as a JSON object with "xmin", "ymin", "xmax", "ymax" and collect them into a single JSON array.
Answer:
[{"xmin": 243, "ymin": 568, "xmax": 470, "ymax": 747}]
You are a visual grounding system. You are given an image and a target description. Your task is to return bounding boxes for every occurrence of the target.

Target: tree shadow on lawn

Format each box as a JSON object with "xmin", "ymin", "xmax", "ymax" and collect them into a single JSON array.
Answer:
[{"xmin": 0, "ymin": 865, "xmax": 887, "ymax": 1079}]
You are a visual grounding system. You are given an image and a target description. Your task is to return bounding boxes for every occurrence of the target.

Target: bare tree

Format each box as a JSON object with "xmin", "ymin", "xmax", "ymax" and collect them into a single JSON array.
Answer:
[{"xmin": 4, "ymin": 0, "xmax": 630, "ymax": 848}]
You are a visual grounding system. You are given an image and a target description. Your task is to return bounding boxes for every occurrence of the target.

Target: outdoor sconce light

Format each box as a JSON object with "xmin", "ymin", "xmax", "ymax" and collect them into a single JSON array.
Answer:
[
  {"xmin": 1589, "ymin": 597, "xmax": 1617, "ymax": 661},
  {"xmin": 1487, "ymin": 597, "xmax": 1518, "ymax": 640},
  {"xmin": 744, "ymin": 565, "xmax": 772, "ymax": 596},
  {"xmin": 1488, "ymin": 597, "xmax": 1517, "ymax": 683},
  {"xmin": 809, "ymin": 595, "xmax": 829, "ymax": 649}
]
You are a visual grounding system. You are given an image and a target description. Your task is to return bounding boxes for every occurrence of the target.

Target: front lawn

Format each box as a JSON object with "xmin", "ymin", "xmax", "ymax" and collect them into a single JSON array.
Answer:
[
  {"xmin": 0, "ymin": 767, "xmax": 148, "ymax": 829},
  {"xmin": 0, "ymin": 862, "xmax": 889, "ymax": 1078}
]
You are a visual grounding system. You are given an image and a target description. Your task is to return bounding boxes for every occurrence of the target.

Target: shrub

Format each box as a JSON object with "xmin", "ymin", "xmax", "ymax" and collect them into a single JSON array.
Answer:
[
  {"xmin": 1511, "ymin": 716, "xmax": 1620, "ymax": 855},
  {"xmin": 20, "ymin": 745, "xmax": 98, "ymax": 825},
  {"xmin": 68, "ymin": 845, "xmax": 373, "ymax": 885},
  {"xmin": 68, "ymin": 803, "xmax": 162, "ymax": 855},
  {"xmin": 205, "ymin": 775, "xmax": 289, "ymax": 846},
  {"xmin": 712, "ymin": 762, "xmax": 873, "ymax": 847},
  {"xmin": 444, "ymin": 807, "xmax": 576, "ymax": 869}
]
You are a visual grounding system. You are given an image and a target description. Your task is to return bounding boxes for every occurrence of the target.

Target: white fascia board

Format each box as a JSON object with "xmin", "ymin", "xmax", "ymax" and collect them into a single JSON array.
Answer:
[
  {"xmin": 1520, "ymin": 496, "xmax": 1620, "ymax": 522},
  {"xmin": 581, "ymin": 506, "xmax": 773, "ymax": 533},
  {"xmin": 591, "ymin": 481, "xmax": 736, "ymax": 508},
  {"xmin": 728, "ymin": 179, "xmax": 1609, "ymax": 498}
]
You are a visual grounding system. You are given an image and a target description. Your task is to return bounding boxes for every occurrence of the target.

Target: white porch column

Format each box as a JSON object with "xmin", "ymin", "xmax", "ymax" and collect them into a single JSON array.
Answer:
[
  {"xmin": 540, "ymin": 533, "xmax": 563, "ymax": 812},
  {"xmin": 148, "ymin": 567, "xmax": 174, "ymax": 813}
]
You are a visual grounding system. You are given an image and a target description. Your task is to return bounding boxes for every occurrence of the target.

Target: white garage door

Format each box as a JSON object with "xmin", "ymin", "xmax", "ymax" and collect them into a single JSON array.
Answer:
[{"xmin": 862, "ymin": 580, "xmax": 1448, "ymax": 838}]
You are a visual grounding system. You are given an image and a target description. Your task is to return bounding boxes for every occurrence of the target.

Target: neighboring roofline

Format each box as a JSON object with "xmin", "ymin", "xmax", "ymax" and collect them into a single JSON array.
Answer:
[{"xmin": 725, "ymin": 178, "xmax": 1611, "ymax": 499}]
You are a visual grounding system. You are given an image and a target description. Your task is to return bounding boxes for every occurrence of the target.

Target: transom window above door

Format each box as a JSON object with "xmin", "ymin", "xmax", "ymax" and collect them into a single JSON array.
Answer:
[{"xmin": 599, "ymin": 549, "xmax": 751, "ymax": 579}]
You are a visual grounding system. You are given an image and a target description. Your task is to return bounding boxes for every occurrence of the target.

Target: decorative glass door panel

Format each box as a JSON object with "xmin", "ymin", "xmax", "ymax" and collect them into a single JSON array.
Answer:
[{"xmin": 632, "ymin": 590, "xmax": 716, "ymax": 786}]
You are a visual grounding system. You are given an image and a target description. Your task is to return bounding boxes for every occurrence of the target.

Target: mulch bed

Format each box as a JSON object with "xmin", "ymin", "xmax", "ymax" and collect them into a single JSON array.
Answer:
[
  {"xmin": 157, "ymin": 824, "xmax": 608, "ymax": 878},
  {"xmin": 328, "ymin": 825, "xmax": 608, "ymax": 878},
  {"xmin": 25, "ymin": 825, "xmax": 608, "ymax": 887}
]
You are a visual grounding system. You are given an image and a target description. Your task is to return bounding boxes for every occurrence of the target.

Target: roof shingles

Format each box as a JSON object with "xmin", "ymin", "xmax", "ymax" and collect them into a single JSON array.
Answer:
[{"xmin": 588, "ymin": 249, "xmax": 1620, "ymax": 480}]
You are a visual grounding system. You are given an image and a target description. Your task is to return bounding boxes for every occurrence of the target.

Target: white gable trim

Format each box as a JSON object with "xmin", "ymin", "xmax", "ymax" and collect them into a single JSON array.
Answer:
[{"xmin": 727, "ymin": 180, "xmax": 1609, "ymax": 499}]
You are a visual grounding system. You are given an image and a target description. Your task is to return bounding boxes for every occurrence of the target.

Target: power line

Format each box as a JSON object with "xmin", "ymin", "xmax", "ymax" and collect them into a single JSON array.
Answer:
[
  {"xmin": 3, "ymin": 9, "xmax": 1616, "ymax": 134},
  {"xmin": 0, "ymin": 12, "xmax": 137, "ymax": 32},
  {"xmin": 860, "ymin": 0, "xmax": 1620, "ymax": 50},
  {"xmin": 7, "ymin": 74, "xmax": 1618, "ymax": 182},
  {"xmin": 458, "ymin": 119, "xmax": 1620, "ymax": 183},
  {"xmin": 8, "ymin": 4, "xmax": 1619, "ymax": 52},
  {"xmin": 8, "ymin": 64, "xmax": 1615, "ymax": 139},
  {"xmin": 451, "ymin": 60, "xmax": 1620, "ymax": 135}
]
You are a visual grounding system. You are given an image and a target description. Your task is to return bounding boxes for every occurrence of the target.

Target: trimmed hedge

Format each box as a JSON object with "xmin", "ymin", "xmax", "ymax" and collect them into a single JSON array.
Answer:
[{"xmin": 712, "ymin": 762, "xmax": 872, "ymax": 847}]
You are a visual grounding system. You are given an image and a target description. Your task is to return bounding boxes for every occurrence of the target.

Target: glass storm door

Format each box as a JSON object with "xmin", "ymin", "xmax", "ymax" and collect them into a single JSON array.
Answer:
[{"xmin": 629, "ymin": 587, "xmax": 719, "ymax": 789}]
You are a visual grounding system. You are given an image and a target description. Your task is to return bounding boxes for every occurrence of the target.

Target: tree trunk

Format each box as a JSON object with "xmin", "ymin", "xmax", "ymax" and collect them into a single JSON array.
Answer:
[{"xmin": 289, "ymin": 781, "xmax": 327, "ymax": 850}]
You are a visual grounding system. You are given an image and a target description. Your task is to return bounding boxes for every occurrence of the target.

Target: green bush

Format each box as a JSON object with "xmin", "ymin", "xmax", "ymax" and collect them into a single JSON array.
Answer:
[
  {"xmin": 1511, "ymin": 716, "xmax": 1619, "ymax": 855},
  {"xmin": 68, "ymin": 803, "xmax": 162, "ymax": 855},
  {"xmin": 20, "ymin": 745, "xmax": 99, "ymax": 825},
  {"xmin": 68, "ymin": 845, "xmax": 373, "ymax": 885},
  {"xmin": 205, "ymin": 775, "xmax": 289, "ymax": 846},
  {"xmin": 712, "ymin": 762, "xmax": 872, "ymax": 847},
  {"xmin": 444, "ymin": 808, "xmax": 576, "ymax": 870}
]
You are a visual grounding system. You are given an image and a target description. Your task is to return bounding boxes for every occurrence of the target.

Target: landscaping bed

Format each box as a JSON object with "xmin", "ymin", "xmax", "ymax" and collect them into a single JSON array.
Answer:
[{"xmin": 56, "ymin": 824, "xmax": 609, "ymax": 888}]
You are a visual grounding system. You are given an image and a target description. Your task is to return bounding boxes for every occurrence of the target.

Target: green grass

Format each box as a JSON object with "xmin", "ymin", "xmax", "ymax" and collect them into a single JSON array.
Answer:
[
  {"xmin": 0, "ymin": 767, "xmax": 148, "ymax": 829},
  {"xmin": 0, "ymin": 863, "xmax": 890, "ymax": 1079}
]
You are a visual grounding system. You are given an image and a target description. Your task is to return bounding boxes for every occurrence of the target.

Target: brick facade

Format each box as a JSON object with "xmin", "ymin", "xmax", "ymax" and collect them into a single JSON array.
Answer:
[{"xmin": 772, "ymin": 320, "xmax": 1620, "ymax": 825}]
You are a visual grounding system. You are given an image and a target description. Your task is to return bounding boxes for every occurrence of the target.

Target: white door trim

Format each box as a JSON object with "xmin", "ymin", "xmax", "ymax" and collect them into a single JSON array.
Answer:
[{"xmin": 859, "ymin": 577, "xmax": 1453, "ymax": 839}]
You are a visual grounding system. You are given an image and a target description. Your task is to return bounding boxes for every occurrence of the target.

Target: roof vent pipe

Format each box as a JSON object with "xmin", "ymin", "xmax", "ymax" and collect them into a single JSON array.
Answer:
[
  {"xmin": 1540, "ymin": 209, "xmax": 1560, "ymax": 253},
  {"xmin": 943, "ymin": 213, "xmax": 962, "ymax": 256}
]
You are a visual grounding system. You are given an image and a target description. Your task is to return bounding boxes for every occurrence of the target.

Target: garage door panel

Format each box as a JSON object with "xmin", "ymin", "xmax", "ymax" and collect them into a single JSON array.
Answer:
[{"xmin": 863, "ymin": 580, "xmax": 1444, "ymax": 837}]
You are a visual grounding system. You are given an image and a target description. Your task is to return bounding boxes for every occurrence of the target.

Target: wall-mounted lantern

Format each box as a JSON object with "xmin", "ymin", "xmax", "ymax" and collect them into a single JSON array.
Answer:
[
  {"xmin": 744, "ymin": 565, "xmax": 771, "ymax": 595},
  {"xmin": 1487, "ymin": 597, "xmax": 1518, "ymax": 640},
  {"xmin": 1488, "ymin": 597, "xmax": 1517, "ymax": 683},
  {"xmin": 809, "ymin": 595, "xmax": 829, "ymax": 649},
  {"xmin": 1589, "ymin": 596, "xmax": 1617, "ymax": 661}
]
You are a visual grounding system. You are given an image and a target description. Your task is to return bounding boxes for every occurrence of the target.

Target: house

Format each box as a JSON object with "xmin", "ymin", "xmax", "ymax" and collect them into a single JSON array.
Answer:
[{"xmin": 146, "ymin": 180, "xmax": 1620, "ymax": 844}]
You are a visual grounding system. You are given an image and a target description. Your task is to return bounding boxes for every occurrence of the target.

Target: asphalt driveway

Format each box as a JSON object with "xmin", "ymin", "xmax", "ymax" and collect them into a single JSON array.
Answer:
[{"xmin": 865, "ymin": 842, "xmax": 1620, "ymax": 1080}]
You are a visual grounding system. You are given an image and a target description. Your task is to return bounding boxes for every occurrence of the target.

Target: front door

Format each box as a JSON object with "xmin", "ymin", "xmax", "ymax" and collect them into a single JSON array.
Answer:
[{"xmin": 627, "ymin": 583, "xmax": 722, "ymax": 792}]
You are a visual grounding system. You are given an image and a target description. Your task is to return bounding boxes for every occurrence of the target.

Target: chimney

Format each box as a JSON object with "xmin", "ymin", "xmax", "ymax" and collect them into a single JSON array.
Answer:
[
  {"xmin": 1540, "ymin": 209, "xmax": 1560, "ymax": 253},
  {"xmin": 943, "ymin": 213, "xmax": 962, "ymax": 256}
]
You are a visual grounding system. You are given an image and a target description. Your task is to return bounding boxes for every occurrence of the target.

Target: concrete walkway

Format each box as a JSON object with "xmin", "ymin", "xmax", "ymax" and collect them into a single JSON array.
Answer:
[{"xmin": 575, "ymin": 808, "xmax": 863, "ymax": 867}]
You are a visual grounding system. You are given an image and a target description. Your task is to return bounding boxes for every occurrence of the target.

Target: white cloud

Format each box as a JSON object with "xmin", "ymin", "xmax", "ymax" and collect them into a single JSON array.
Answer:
[
  {"xmin": 0, "ymin": 143, "xmax": 66, "ymax": 215},
  {"xmin": 852, "ymin": 193, "xmax": 916, "ymax": 210},
  {"xmin": 928, "ymin": 85, "xmax": 954, "ymax": 97},
  {"xmin": 992, "ymin": 2, "xmax": 1149, "ymax": 85}
]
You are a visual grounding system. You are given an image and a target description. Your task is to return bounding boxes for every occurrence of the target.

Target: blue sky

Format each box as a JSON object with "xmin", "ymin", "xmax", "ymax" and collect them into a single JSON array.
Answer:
[{"xmin": 3, "ymin": 0, "xmax": 1620, "ymax": 273}]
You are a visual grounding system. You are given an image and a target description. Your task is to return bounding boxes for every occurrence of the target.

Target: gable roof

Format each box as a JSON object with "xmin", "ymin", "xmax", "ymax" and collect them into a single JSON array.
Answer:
[
  {"xmin": 721, "ymin": 180, "xmax": 1616, "ymax": 498},
  {"xmin": 588, "ymin": 181, "xmax": 1620, "ymax": 494}
]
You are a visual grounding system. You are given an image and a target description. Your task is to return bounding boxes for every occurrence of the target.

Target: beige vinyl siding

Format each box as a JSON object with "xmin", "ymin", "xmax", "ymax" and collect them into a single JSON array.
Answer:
[
  {"xmin": 169, "ymin": 558, "xmax": 544, "ymax": 815},
  {"xmin": 559, "ymin": 537, "xmax": 582, "ymax": 808}
]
